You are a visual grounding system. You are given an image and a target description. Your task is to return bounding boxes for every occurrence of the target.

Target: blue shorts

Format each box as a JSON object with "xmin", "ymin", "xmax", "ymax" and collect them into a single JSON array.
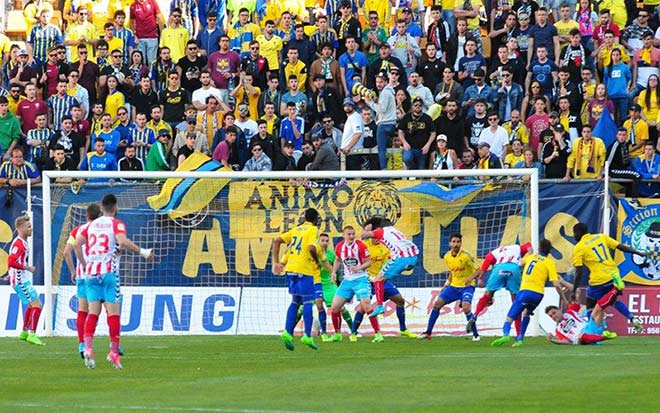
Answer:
[
  {"xmin": 336, "ymin": 277, "xmax": 371, "ymax": 301},
  {"xmin": 381, "ymin": 256, "xmax": 418, "ymax": 280},
  {"xmin": 370, "ymin": 280, "xmax": 400, "ymax": 300},
  {"xmin": 440, "ymin": 285, "xmax": 475, "ymax": 305},
  {"xmin": 286, "ymin": 273, "xmax": 315, "ymax": 301},
  {"xmin": 76, "ymin": 278, "xmax": 87, "ymax": 300},
  {"xmin": 586, "ymin": 281, "xmax": 614, "ymax": 301},
  {"xmin": 486, "ymin": 263, "xmax": 522, "ymax": 294},
  {"xmin": 506, "ymin": 289, "xmax": 544, "ymax": 319},
  {"xmin": 313, "ymin": 282, "xmax": 324, "ymax": 300},
  {"xmin": 85, "ymin": 273, "xmax": 121, "ymax": 304},
  {"xmin": 13, "ymin": 281, "xmax": 38, "ymax": 305},
  {"xmin": 583, "ymin": 317, "xmax": 606, "ymax": 336}
]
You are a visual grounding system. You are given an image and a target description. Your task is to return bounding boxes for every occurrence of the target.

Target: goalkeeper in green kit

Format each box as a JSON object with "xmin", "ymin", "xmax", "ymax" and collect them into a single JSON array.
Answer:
[{"xmin": 295, "ymin": 233, "xmax": 353, "ymax": 341}]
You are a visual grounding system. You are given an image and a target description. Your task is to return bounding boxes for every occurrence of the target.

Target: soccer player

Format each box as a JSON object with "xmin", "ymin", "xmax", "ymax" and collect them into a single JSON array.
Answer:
[
  {"xmin": 75, "ymin": 194, "xmax": 153, "ymax": 369},
  {"xmin": 491, "ymin": 239, "xmax": 569, "ymax": 347},
  {"xmin": 419, "ymin": 233, "xmax": 480, "ymax": 341},
  {"xmin": 350, "ymin": 237, "xmax": 418, "ymax": 341},
  {"xmin": 317, "ymin": 233, "xmax": 353, "ymax": 342},
  {"xmin": 360, "ymin": 216, "xmax": 420, "ymax": 318},
  {"xmin": 63, "ymin": 203, "xmax": 101, "ymax": 358},
  {"xmin": 272, "ymin": 208, "xmax": 322, "ymax": 351},
  {"xmin": 545, "ymin": 303, "xmax": 618, "ymax": 345},
  {"xmin": 7, "ymin": 215, "xmax": 44, "ymax": 345},
  {"xmin": 330, "ymin": 226, "xmax": 383, "ymax": 343},
  {"xmin": 468, "ymin": 242, "xmax": 533, "ymax": 335},
  {"xmin": 571, "ymin": 222, "xmax": 647, "ymax": 331}
]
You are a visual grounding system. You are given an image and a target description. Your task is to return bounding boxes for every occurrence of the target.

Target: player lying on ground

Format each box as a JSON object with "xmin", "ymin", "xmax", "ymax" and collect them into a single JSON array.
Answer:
[
  {"xmin": 7, "ymin": 215, "xmax": 44, "ymax": 346},
  {"xmin": 330, "ymin": 226, "xmax": 383, "ymax": 342},
  {"xmin": 350, "ymin": 237, "xmax": 418, "ymax": 341},
  {"xmin": 545, "ymin": 303, "xmax": 617, "ymax": 345},
  {"xmin": 419, "ymin": 232, "xmax": 480, "ymax": 341},
  {"xmin": 64, "ymin": 203, "xmax": 101, "ymax": 358},
  {"xmin": 571, "ymin": 222, "xmax": 647, "ymax": 332},
  {"xmin": 361, "ymin": 216, "xmax": 420, "ymax": 318},
  {"xmin": 491, "ymin": 239, "xmax": 569, "ymax": 347},
  {"xmin": 75, "ymin": 194, "xmax": 153, "ymax": 369},
  {"xmin": 468, "ymin": 242, "xmax": 532, "ymax": 336},
  {"xmin": 272, "ymin": 208, "xmax": 322, "ymax": 351}
]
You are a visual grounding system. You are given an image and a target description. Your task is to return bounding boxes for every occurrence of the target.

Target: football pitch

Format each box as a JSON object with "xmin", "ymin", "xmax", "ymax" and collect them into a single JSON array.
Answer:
[{"xmin": 1, "ymin": 335, "xmax": 658, "ymax": 413}]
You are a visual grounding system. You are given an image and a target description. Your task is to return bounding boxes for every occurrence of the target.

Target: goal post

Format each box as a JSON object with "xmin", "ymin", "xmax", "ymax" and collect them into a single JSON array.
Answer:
[{"xmin": 41, "ymin": 168, "xmax": 539, "ymax": 337}]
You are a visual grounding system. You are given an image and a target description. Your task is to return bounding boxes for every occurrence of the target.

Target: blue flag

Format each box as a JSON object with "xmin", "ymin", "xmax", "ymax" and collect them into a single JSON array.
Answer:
[{"xmin": 593, "ymin": 106, "xmax": 617, "ymax": 148}]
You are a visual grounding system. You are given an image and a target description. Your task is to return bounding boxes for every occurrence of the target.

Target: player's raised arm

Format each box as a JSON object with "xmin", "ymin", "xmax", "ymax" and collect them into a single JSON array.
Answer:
[
  {"xmin": 115, "ymin": 233, "xmax": 153, "ymax": 260},
  {"xmin": 616, "ymin": 243, "xmax": 648, "ymax": 257}
]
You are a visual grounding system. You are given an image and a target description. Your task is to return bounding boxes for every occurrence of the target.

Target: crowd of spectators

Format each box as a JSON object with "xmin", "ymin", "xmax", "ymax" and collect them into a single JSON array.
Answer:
[{"xmin": 1, "ymin": 0, "xmax": 660, "ymax": 197}]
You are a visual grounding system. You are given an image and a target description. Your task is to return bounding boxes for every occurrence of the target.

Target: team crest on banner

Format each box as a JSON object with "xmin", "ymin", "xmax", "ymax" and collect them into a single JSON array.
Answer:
[{"xmin": 618, "ymin": 198, "xmax": 660, "ymax": 284}]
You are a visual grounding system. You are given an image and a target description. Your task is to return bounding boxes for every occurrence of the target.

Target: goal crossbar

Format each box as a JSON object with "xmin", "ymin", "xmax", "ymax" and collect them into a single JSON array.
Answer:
[{"xmin": 41, "ymin": 168, "xmax": 539, "ymax": 335}]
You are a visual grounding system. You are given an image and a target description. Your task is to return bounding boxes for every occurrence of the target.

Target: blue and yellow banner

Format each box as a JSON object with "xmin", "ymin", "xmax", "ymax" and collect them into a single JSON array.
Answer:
[{"xmin": 617, "ymin": 198, "xmax": 660, "ymax": 286}]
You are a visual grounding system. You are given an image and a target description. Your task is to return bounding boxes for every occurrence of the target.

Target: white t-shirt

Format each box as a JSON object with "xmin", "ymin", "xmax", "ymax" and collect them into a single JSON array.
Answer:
[
  {"xmin": 341, "ymin": 111, "xmax": 364, "ymax": 151},
  {"xmin": 234, "ymin": 119, "xmax": 258, "ymax": 144},
  {"xmin": 191, "ymin": 86, "xmax": 222, "ymax": 110},
  {"xmin": 478, "ymin": 126, "xmax": 509, "ymax": 158}
]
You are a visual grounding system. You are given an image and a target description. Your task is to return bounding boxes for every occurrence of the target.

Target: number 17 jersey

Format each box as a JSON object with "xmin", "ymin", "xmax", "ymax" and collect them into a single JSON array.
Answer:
[
  {"xmin": 80, "ymin": 215, "xmax": 127, "ymax": 276},
  {"xmin": 572, "ymin": 233, "xmax": 620, "ymax": 286}
]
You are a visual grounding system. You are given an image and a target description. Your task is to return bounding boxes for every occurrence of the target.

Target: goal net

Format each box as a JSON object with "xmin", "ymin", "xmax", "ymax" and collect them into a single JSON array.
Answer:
[{"xmin": 42, "ymin": 167, "xmax": 539, "ymax": 337}]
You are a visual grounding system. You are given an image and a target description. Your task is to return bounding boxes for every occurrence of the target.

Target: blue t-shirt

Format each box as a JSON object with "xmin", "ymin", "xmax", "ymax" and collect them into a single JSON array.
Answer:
[
  {"xmin": 390, "ymin": 24, "xmax": 423, "ymax": 38},
  {"xmin": 338, "ymin": 51, "xmax": 368, "ymax": 90},
  {"xmin": 530, "ymin": 59, "xmax": 558, "ymax": 96},
  {"xmin": 279, "ymin": 117, "xmax": 305, "ymax": 150},
  {"xmin": 458, "ymin": 55, "xmax": 487, "ymax": 88},
  {"xmin": 528, "ymin": 23, "xmax": 558, "ymax": 59},
  {"xmin": 604, "ymin": 63, "xmax": 632, "ymax": 98}
]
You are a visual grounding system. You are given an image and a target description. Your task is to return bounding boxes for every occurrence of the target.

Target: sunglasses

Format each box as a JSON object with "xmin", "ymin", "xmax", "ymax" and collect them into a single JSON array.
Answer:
[
  {"xmin": 188, "ymin": 47, "xmax": 197, "ymax": 50},
  {"xmin": 79, "ymin": 50, "xmax": 88, "ymax": 54},
  {"xmin": 252, "ymin": 148, "xmax": 262, "ymax": 152},
  {"xmin": 112, "ymin": 54, "xmax": 123, "ymax": 58},
  {"xmin": 323, "ymin": 120, "xmax": 332, "ymax": 124},
  {"xmin": 488, "ymin": 117, "xmax": 499, "ymax": 121},
  {"xmin": 502, "ymin": 73, "xmax": 511, "ymax": 77},
  {"xmin": 172, "ymin": 14, "xmax": 181, "ymax": 18}
]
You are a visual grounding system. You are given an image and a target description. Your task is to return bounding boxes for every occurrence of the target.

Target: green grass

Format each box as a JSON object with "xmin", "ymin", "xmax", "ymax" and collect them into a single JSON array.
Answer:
[{"xmin": 1, "ymin": 335, "xmax": 658, "ymax": 413}]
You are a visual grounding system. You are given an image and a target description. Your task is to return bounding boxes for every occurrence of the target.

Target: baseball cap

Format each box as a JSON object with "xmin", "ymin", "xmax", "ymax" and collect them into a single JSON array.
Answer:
[
  {"xmin": 18, "ymin": 49, "xmax": 28, "ymax": 57},
  {"xmin": 158, "ymin": 129, "xmax": 171, "ymax": 137},
  {"xmin": 629, "ymin": 103, "xmax": 642, "ymax": 112},
  {"xmin": 552, "ymin": 123, "xmax": 565, "ymax": 132},
  {"xmin": 477, "ymin": 142, "xmax": 490, "ymax": 149},
  {"xmin": 436, "ymin": 134, "xmax": 448, "ymax": 141},
  {"xmin": 283, "ymin": 140, "xmax": 294, "ymax": 148},
  {"xmin": 343, "ymin": 97, "xmax": 355, "ymax": 106},
  {"xmin": 549, "ymin": 111, "xmax": 559, "ymax": 118},
  {"xmin": 412, "ymin": 96, "xmax": 424, "ymax": 105}
]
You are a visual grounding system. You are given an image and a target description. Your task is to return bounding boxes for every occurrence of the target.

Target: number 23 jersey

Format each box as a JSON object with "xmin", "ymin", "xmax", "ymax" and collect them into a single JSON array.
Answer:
[{"xmin": 80, "ymin": 216, "xmax": 126, "ymax": 276}]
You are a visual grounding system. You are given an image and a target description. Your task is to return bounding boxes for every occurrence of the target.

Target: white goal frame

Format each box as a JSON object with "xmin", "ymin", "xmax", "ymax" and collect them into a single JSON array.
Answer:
[{"xmin": 41, "ymin": 168, "xmax": 539, "ymax": 336}]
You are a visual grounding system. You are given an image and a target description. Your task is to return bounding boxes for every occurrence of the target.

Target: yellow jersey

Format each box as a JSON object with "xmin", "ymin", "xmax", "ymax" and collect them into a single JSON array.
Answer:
[
  {"xmin": 106, "ymin": 36, "xmax": 124, "ymax": 55},
  {"xmin": 257, "ymin": 34, "xmax": 283, "ymax": 71},
  {"xmin": 280, "ymin": 221, "xmax": 320, "ymax": 277},
  {"xmin": 282, "ymin": 60, "xmax": 308, "ymax": 92},
  {"xmin": 504, "ymin": 152, "xmax": 524, "ymax": 168},
  {"xmin": 159, "ymin": 26, "xmax": 190, "ymax": 63},
  {"xmin": 520, "ymin": 253, "xmax": 558, "ymax": 294},
  {"xmin": 365, "ymin": 239, "xmax": 390, "ymax": 278},
  {"xmin": 622, "ymin": 118, "xmax": 649, "ymax": 158},
  {"xmin": 234, "ymin": 86, "xmax": 261, "ymax": 120},
  {"xmin": 444, "ymin": 250, "xmax": 477, "ymax": 288},
  {"xmin": 105, "ymin": 90, "xmax": 126, "ymax": 119},
  {"xmin": 554, "ymin": 20, "xmax": 580, "ymax": 44},
  {"xmin": 65, "ymin": 22, "xmax": 98, "ymax": 62},
  {"xmin": 572, "ymin": 233, "xmax": 620, "ymax": 286},
  {"xmin": 502, "ymin": 122, "xmax": 529, "ymax": 146}
]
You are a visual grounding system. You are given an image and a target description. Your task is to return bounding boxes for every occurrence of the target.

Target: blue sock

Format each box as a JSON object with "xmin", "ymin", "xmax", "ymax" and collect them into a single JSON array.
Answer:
[
  {"xmin": 426, "ymin": 308, "xmax": 440, "ymax": 334},
  {"xmin": 465, "ymin": 312, "xmax": 479, "ymax": 337},
  {"xmin": 502, "ymin": 320, "xmax": 512, "ymax": 337},
  {"xmin": 352, "ymin": 311, "xmax": 364, "ymax": 334},
  {"xmin": 396, "ymin": 306, "xmax": 406, "ymax": 331},
  {"xmin": 613, "ymin": 301, "xmax": 633, "ymax": 320},
  {"xmin": 285, "ymin": 302, "xmax": 300, "ymax": 335},
  {"xmin": 517, "ymin": 316, "xmax": 530, "ymax": 341},
  {"xmin": 318, "ymin": 309, "xmax": 327, "ymax": 334},
  {"xmin": 302, "ymin": 302, "xmax": 313, "ymax": 337}
]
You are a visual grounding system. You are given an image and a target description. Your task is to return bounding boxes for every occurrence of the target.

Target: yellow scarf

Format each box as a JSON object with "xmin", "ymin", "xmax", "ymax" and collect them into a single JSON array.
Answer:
[{"xmin": 574, "ymin": 138, "xmax": 595, "ymax": 176}]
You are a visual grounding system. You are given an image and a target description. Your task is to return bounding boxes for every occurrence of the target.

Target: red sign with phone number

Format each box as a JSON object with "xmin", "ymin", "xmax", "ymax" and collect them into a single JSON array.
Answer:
[{"xmin": 606, "ymin": 287, "xmax": 660, "ymax": 336}]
